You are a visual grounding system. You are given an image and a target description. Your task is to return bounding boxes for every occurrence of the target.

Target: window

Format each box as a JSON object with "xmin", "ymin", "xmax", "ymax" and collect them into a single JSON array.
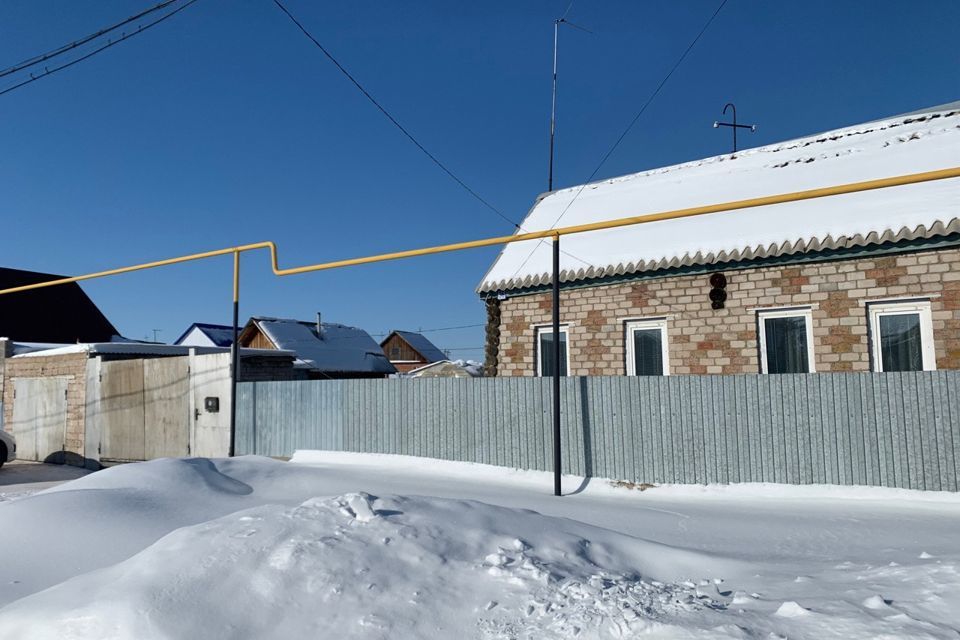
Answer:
[
  {"xmin": 757, "ymin": 308, "xmax": 815, "ymax": 374},
  {"xmin": 868, "ymin": 300, "xmax": 935, "ymax": 372},
  {"xmin": 625, "ymin": 319, "xmax": 669, "ymax": 376},
  {"xmin": 536, "ymin": 326, "xmax": 569, "ymax": 377},
  {"xmin": 390, "ymin": 346, "xmax": 401, "ymax": 359}
]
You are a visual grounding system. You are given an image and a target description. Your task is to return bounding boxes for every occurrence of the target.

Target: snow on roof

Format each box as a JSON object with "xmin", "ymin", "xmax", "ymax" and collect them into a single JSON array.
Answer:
[
  {"xmin": 388, "ymin": 331, "xmax": 448, "ymax": 363},
  {"xmin": 173, "ymin": 323, "xmax": 236, "ymax": 347},
  {"xmin": 11, "ymin": 342, "xmax": 291, "ymax": 359},
  {"xmin": 404, "ymin": 359, "xmax": 482, "ymax": 377},
  {"xmin": 254, "ymin": 318, "xmax": 396, "ymax": 374},
  {"xmin": 479, "ymin": 104, "xmax": 960, "ymax": 294}
]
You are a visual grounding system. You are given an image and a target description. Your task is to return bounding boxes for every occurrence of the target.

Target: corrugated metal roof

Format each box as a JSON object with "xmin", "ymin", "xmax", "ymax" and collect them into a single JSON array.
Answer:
[
  {"xmin": 174, "ymin": 323, "xmax": 236, "ymax": 347},
  {"xmin": 479, "ymin": 104, "xmax": 960, "ymax": 294},
  {"xmin": 255, "ymin": 318, "xmax": 395, "ymax": 375}
]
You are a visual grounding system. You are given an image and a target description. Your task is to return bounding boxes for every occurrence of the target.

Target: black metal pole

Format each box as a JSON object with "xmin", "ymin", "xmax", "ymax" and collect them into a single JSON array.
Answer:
[
  {"xmin": 229, "ymin": 250, "xmax": 240, "ymax": 457},
  {"xmin": 552, "ymin": 235, "xmax": 561, "ymax": 496},
  {"xmin": 548, "ymin": 19, "xmax": 558, "ymax": 192}
]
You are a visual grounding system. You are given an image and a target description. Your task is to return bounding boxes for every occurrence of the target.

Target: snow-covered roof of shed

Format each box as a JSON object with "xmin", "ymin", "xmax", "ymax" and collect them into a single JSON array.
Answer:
[
  {"xmin": 478, "ymin": 104, "xmax": 960, "ymax": 294},
  {"xmin": 173, "ymin": 323, "xmax": 236, "ymax": 347},
  {"xmin": 254, "ymin": 318, "xmax": 396, "ymax": 374},
  {"xmin": 11, "ymin": 342, "xmax": 291, "ymax": 359},
  {"xmin": 387, "ymin": 331, "xmax": 447, "ymax": 363}
]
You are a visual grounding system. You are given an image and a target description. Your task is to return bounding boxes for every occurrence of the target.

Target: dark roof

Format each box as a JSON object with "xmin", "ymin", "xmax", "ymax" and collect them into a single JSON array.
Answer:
[
  {"xmin": 174, "ymin": 323, "xmax": 236, "ymax": 347},
  {"xmin": 0, "ymin": 267, "xmax": 118, "ymax": 343},
  {"xmin": 240, "ymin": 317, "xmax": 396, "ymax": 375},
  {"xmin": 382, "ymin": 330, "xmax": 448, "ymax": 363}
]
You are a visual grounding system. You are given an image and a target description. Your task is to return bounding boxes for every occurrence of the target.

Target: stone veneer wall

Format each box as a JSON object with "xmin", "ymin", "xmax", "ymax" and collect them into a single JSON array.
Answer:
[{"xmin": 492, "ymin": 247, "xmax": 960, "ymax": 376}]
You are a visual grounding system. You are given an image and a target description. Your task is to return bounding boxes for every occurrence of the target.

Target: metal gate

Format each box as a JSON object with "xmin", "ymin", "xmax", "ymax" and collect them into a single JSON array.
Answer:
[
  {"xmin": 10, "ymin": 377, "xmax": 68, "ymax": 462},
  {"xmin": 99, "ymin": 358, "xmax": 192, "ymax": 461}
]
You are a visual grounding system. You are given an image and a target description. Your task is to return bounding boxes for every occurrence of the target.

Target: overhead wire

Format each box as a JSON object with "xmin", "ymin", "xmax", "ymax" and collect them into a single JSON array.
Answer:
[
  {"xmin": 0, "ymin": 0, "xmax": 181, "ymax": 80},
  {"xmin": 0, "ymin": 0, "xmax": 201, "ymax": 98},
  {"xmin": 371, "ymin": 323, "xmax": 486, "ymax": 338},
  {"xmin": 269, "ymin": 0, "xmax": 594, "ymax": 268},
  {"xmin": 507, "ymin": 0, "xmax": 731, "ymax": 281}
]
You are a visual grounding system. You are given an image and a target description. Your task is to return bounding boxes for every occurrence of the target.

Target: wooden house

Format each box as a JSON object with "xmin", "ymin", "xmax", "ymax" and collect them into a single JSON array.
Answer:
[{"xmin": 379, "ymin": 330, "xmax": 448, "ymax": 373}]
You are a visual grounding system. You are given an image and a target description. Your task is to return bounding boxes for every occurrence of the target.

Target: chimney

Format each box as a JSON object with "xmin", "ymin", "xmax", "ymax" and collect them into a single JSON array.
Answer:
[{"xmin": 316, "ymin": 312, "xmax": 323, "ymax": 339}]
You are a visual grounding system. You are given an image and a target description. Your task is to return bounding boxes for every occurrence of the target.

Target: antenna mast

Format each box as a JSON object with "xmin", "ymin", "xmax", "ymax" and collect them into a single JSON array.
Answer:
[{"xmin": 547, "ymin": 14, "xmax": 592, "ymax": 192}]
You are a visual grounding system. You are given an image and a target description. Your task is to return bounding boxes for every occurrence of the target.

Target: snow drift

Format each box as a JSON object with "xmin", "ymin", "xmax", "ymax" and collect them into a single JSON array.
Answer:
[{"xmin": 0, "ymin": 492, "xmax": 730, "ymax": 639}]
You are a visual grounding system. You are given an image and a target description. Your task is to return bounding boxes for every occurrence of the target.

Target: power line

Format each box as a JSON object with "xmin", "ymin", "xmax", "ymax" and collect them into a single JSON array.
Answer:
[
  {"xmin": 371, "ymin": 323, "xmax": 485, "ymax": 338},
  {"xmin": 270, "ymin": 0, "xmax": 595, "ymax": 269},
  {"xmin": 271, "ymin": 0, "xmax": 520, "ymax": 230},
  {"xmin": 0, "ymin": 0, "xmax": 200, "ymax": 98},
  {"xmin": 0, "ymin": 0, "xmax": 181, "ymax": 80},
  {"xmin": 508, "ymin": 0, "xmax": 730, "ymax": 280}
]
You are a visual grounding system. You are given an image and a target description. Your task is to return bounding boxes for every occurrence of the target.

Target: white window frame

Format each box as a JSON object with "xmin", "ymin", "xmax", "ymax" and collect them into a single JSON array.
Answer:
[
  {"xmin": 535, "ymin": 325, "xmax": 570, "ymax": 377},
  {"xmin": 757, "ymin": 307, "xmax": 816, "ymax": 374},
  {"xmin": 624, "ymin": 318, "xmax": 670, "ymax": 376},
  {"xmin": 868, "ymin": 300, "xmax": 935, "ymax": 372}
]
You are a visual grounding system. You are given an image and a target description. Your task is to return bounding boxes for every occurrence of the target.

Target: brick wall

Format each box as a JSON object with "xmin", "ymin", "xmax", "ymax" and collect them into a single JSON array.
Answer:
[
  {"xmin": 494, "ymin": 246, "xmax": 960, "ymax": 376},
  {"xmin": 1, "ymin": 353, "xmax": 89, "ymax": 456}
]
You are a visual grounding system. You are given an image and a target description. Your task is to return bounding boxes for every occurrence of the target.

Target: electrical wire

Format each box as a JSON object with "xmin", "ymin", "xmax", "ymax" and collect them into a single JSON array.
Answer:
[
  {"xmin": 371, "ymin": 323, "xmax": 486, "ymax": 338},
  {"xmin": 0, "ymin": 0, "xmax": 181, "ymax": 80},
  {"xmin": 271, "ymin": 0, "xmax": 520, "ymax": 230},
  {"xmin": 507, "ymin": 0, "xmax": 730, "ymax": 281},
  {"xmin": 270, "ymin": 0, "xmax": 594, "ymax": 269},
  {"xmin": 0, "ymin": 0, "xmax": 200, "ymax": 98}
]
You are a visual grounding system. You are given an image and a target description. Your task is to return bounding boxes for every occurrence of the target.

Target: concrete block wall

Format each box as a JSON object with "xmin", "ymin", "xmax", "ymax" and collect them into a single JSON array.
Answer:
[{"xmin": 495, "ymin": 247, "xmax": 960, "ymax": 376}]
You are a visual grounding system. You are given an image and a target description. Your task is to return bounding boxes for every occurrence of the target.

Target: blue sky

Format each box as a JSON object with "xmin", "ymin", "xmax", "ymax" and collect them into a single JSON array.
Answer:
[{"xmin": 0, "ymin": 0, "xmax": 957, "ymax": 355}]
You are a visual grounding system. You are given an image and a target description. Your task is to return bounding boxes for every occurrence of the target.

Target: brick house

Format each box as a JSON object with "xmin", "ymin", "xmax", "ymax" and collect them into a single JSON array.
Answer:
[{"xmin": 478, "ymin": 103, "xmax": 960, "ymax": 377}]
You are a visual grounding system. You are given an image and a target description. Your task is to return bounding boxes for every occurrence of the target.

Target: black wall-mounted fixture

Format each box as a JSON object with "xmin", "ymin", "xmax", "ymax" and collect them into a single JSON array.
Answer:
[{"xmin": 709, "ymin": 272, "xmax": 727, "ymax": 309}]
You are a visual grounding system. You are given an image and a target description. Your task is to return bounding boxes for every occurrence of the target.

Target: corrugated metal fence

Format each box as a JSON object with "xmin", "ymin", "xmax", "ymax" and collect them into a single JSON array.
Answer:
[{"xmin": 236, "ymin": 372, "xmax": 960, "ymax": 491}]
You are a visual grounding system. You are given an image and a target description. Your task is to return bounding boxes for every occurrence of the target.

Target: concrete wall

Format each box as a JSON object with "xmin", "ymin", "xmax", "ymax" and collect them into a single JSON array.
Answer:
[{"xmin": 494, "ymin": 246, "xmax": 960, "ymax": 376}]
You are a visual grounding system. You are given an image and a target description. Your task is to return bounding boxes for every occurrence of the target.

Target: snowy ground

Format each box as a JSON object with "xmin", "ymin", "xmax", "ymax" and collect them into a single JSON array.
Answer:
[
  {"xmin": 0, "ymin": 461, "xmax": 91, "ymax": 502},
  {"xmin": 0, "ymin": 452, "xmax": 958, "ymax": 639}
]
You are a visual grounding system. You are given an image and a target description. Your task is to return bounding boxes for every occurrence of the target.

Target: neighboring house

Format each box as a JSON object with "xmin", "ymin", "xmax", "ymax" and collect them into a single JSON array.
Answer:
[
  {"xmin": 238, "ymin": 317, "xmax": 396, "ymax": 378},
  {"xmin": 478, "ymin": 102, "xmax": 960, "ymax": 377},
  {"xmin": 380, "ymin": 330, "xmax": 448, "ymax": 373},
  {"xmin": 0, "ymin": 266, "xmax": 118, "ymax": 343},
  {"xmin": 405, "ymin": 360, "xmax": 483, "ymax": 378},
  {"xmin": 174, "ymin": 323, "xmax": 237, "ymax": 348}
]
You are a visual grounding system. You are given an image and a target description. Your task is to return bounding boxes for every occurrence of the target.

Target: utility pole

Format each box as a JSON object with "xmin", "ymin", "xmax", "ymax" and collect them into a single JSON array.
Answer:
[
  {"xmin": 151, "ymin": 329, "xmax": 161, "ymax": 343},
  {"xmin": 713, "ymin": 102, "xmax": 756, "ymax": 152},
  {"xmin": 548, "ymin": 16, "xmax": 591, "ymax": 192}
]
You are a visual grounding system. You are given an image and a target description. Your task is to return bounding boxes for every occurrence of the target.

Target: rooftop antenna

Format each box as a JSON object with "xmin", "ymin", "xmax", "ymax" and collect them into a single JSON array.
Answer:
[
  {"xmin": 548, "ymin": 10, "xmax": 592, "ymax": 192},
  {"xmin": 151, "ymin": 329, "xmax": 161, "ymax": 342},
  {"xmin": 713, "ymin": 102, "xmax": 756, "ymax": 153}
]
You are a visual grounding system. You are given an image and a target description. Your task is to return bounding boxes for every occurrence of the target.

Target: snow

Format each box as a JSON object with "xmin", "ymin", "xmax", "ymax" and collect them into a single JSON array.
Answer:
[
  {"xmin": 254, "ymin": 317, "xmax": 395, "ymax": 374},
  {"xmin": 10, "ymin": 342, "xmax": 290, "ymax": 358},
  {"xmin": 479, "ymin": 105, "xmax": 960, "ymax": 293},
  {"xmin": 1, "ymin": 452, "xmax": 959, "ymax": 638}
]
